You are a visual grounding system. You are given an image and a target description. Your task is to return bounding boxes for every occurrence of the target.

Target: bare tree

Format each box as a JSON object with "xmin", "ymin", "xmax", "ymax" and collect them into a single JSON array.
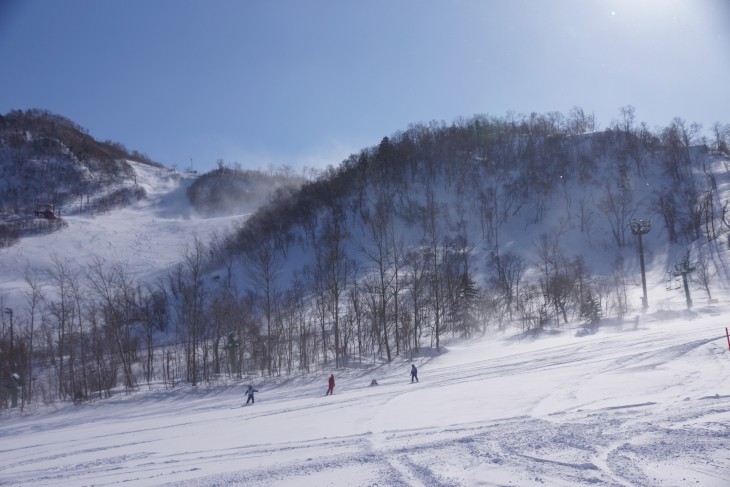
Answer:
[
  {"xmin": 421, "ymin": 188, "xmax": 445, "ymax": 352},
  {"xmin": 22, "ymin": 271, "xmax": 44, "ymax": 406},
  {"xmin": 387, "ymin": 213, "xmax": 409, "ymax": 357},
  {"xmin": 655, "ymin": 188, "xmax": 679, "ymax": 243},
  {"xmin": 359, "ymin": 193, "xmax": 395, "ymax": 361},
  {"xmin": 245, "ymin": 240, "xmax": 281, "ymax": 375},
  {"xmin": 69, "ymin": 265, "xmax": 90, "ymax": 400},
  {"xmin": 678, "ymin": 184, "xmax": 702, "ymax": 242},
  {"xmin": 405, "ymin": 248, "xmax": 428, "ymax": 356},
  {"xmin": 346, "ymin": 268, "xmax": 365, "ymax": 362},
  {"xmin": 489, "ymin": 249, "xmax": 525, "ymax": 320},
  {"xmin": 45, "ymin": 254, "xmax": 79, "ymax": 399},
  {"xmin": 608, "ymin": 257, "xmax": 630, "ymax": 319},
  {"xmin": 693, "ymin": 257, "xmax": 717, "ymax": 300},
  {"xmin": 209, "ymin": 228, "xmax": 237, "ymax": 290},
  {"xmin": 616, "ymin": 105, "xmax": 636, "ymax": 135},
  {"xmin": 137, "ymin": 281, "xmax": 167, "ymax": 386},
  {"xmin": 533, "ymin": 233, "xmax": 567, "ymax": 327},
  {"xmin": 567, "ymin": 106, "xmax": 596, "ymax": 136},
  {"xmin": 87, "ymin": 258, "xmax": 138, "ymax": 391},
  {"xmin": 699, "ymin": 189, "xmax": 717, "ymax": 242},
  {"xmin": 318, "ymin": 207, "xmax": 350, "ymax": 368},
  {"xmin": 85, "ymin": 304, "xmax": 115, "ymax": 399},
  {"xmin": 310, "ymin": 252, "xmax": 330, "ymax": 367},
  {"xmin": 279, "ymin": 285, "xmax": 302, "ymax": 375},
  {"xmin": 711, "ymin": 122, "xmax": 729, "ymax": 153},
  {"xmin": 596, "ymin": 179, "xmax": 634, "ymax": 248},
  {"xmin": 168, "ymin": 237, "xmax": 208, "ymax": 385}
]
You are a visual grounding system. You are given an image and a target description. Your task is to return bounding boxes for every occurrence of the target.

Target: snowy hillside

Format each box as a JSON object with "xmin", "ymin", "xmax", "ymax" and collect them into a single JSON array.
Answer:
[
  {"xmin": 224, "ymin": 120, "xmax": 730, "ymax": 324},
  {"xmin": 1, "ymin": 311, "xmax": 729, "ymax": 486},
  {"xmin": 2, "ymin": 113, "xmax": 730, "ymax": 486},
  {"xmin": 0, "ymin": 161, "xmax": 245, "ymax": 308}
]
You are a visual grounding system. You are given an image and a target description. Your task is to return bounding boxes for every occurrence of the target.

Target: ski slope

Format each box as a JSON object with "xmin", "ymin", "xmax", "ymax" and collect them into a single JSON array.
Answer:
[
  {"xmin": 1, "ymin": 312, "xmax": 729, "ymax": 486},
  {"xmin": 0, "ymin": 162, "xmax": 245, "ymax": 308}
]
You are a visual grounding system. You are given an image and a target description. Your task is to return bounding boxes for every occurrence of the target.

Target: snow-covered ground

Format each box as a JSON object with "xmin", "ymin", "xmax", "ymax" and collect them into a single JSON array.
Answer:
[{"xmin": 1, "ymin": 311, "xmax": 729, "ymax": 486}]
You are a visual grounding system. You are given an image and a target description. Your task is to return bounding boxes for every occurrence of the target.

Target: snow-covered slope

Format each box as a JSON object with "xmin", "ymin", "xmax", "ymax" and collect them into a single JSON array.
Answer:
[
  {"xmin": 1, "ymin": 311, "xmax": 728, "ymax": 486},
  {"xmin": 0, "ymin": 161, "xmax": 245, "ymax": 308}
]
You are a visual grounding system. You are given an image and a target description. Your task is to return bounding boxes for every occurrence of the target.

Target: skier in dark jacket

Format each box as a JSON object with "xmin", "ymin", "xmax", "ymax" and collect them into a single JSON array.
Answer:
[
  {"xmin": 245, "ymin": 384, "xmax": 259, "ymax": 405},
  {"xmin": 326, "ymin": 374, "xmax": 335, "ymax": 395},
  {"xmin": 411, "ymin": 364, "xmax": 419, "ymax": 383}
]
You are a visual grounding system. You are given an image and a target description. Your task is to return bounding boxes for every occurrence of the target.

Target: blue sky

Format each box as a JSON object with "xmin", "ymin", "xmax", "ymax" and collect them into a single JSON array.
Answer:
[{"xmin": 1, "ymin": 0, "xmax": 728, "ymax": 174}]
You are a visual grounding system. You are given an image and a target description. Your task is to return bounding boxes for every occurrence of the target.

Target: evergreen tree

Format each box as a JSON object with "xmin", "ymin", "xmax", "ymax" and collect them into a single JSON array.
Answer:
[
  {"xmin": 454, "ymin": 271, "xmax": 480, "ymax": 338},
  {"xmin": 580, "ymin": 292, "xmax": 602, "ymax": 327}
]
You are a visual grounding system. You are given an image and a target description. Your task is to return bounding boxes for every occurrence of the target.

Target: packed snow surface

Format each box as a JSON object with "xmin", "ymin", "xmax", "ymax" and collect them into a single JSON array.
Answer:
[{"xmin": 1, "ymin": 313, "xmax": 729, "ymax": 486}]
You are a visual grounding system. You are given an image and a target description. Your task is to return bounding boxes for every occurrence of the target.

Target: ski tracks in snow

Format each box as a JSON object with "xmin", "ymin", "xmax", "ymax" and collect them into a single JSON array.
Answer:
[{"xmin": 2, "ymin": 320, "xmax": 729, "ymax": 486}]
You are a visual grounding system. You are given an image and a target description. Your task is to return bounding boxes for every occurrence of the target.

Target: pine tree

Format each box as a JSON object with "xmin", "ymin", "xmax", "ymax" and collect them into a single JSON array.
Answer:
[
  {"xmin": 454, "ymin": 272, "xmax": 480, "ymax": 338},
  {"xmin": 580, "ymin": 292, "xmax": 602, "ymax": 327}
]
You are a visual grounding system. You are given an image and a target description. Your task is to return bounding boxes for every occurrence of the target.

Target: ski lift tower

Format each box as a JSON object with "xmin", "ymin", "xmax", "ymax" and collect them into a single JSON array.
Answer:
[
  {"xmin": 629, "ymin": 220, "xmax": 651, "ymax": 312},
  {"xmin": 3, "ymin": 308, "xmax": 19, "ymax": 408},
  {"xmin": 672, "ymin": 257, "xmax": 695, "ymax": 309}
]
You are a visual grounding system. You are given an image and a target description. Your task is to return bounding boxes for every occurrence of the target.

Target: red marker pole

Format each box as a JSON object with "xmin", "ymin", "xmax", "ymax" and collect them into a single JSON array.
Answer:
[{"xmin": 726, "ymin": 327, "xmax": 730, "ymax": 351}]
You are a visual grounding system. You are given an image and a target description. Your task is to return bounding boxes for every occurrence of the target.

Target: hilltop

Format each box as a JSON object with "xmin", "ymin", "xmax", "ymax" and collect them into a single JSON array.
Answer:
[{"xmin": 0, "ymin": 109, "xmax": 159, "ymax": 246}]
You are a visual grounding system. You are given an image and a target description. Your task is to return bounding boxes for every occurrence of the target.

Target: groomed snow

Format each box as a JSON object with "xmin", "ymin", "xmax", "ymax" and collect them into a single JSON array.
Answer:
[{"xmin": 1, "ymin": 312, "xmax": 729, "ymax": 486}]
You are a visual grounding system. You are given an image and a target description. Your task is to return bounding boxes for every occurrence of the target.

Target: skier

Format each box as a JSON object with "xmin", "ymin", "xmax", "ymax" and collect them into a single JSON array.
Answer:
[
  {"xmin": 326, "ymin": 373, "xmax": 335, "ymax": 395},
  {"xmin": 244, "ymin": 384, "xmax": 258, "ymax": 405},
  {"xmin": 411, "ymin": 364, "xmax": 419, "ymax": 383}
]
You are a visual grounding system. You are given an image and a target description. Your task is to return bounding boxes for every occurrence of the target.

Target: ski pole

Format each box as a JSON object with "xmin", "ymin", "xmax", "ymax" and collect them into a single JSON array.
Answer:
[{"xmin": 726, "ymin": 327, "xmax": 730, "ymax": 352}]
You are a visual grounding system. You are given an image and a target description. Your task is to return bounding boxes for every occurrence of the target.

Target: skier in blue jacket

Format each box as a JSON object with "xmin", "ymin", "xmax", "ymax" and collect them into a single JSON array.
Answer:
[
  {"xmin": 411, "ymin": 364, "xmax": 419, "ymax": 383},
  {"xmin": 244, "ymin": 385, "xmax": 259, "ymax": 405}
]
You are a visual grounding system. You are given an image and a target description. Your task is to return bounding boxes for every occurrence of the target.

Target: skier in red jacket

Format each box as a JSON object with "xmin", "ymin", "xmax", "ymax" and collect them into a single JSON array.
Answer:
[{"xmin": 326, "ymin": 373, "xmax": 335, "ymax": 395}]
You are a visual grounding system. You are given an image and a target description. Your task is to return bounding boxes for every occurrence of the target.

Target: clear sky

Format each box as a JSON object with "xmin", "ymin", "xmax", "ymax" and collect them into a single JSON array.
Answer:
[{"xmin": 1, "ymin": 0, "xmax": 728, "ymax": 174}]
